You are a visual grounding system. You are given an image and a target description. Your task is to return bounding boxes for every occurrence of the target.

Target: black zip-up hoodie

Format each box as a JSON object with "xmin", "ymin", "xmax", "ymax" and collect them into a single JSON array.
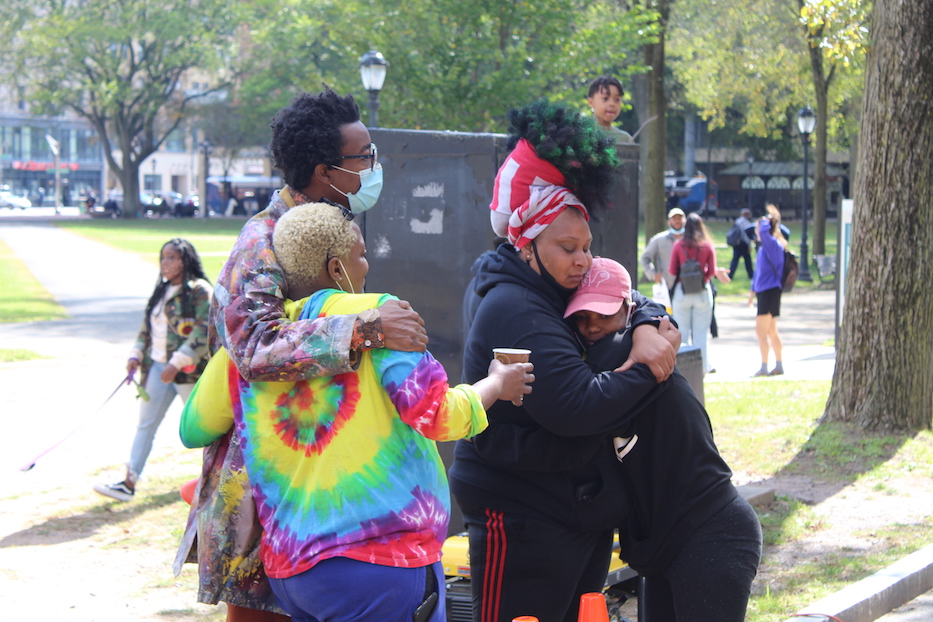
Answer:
[
  {"xmin": 449, "ymin": 245, "xmax": 670, "ymax": 532},
  {"xmin": 583, "ymin": 331, "xmax": 738, "ymax": 575}
]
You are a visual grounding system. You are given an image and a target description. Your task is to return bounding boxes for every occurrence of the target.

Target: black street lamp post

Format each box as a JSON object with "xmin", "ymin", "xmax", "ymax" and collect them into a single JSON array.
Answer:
[
  {"xmin": 797, "ymin": 106, "xmax": 816, "ymax": 282},
  {"xmin": 359, "ymin": 50, "xmax": 388, "ymax": 128},
  {"xmin": 746, "ymin": 154, "xmax": 754, "ymax": 212},
  {"xmin": 199, "ymin": 140, "xmax": 212, "ymax": 218}
]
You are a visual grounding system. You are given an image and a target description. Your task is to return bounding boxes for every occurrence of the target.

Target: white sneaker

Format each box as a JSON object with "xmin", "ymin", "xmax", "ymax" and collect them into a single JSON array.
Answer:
[{"xmin": 93, "ymin": 481, "xmax": 135, "ymax": 502}]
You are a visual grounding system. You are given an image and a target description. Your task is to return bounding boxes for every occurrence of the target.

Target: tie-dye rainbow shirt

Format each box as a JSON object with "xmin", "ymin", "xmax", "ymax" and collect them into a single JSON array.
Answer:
[{"xmin": 180, "ymin": 290, "xmax": 488, "ymax": 579}]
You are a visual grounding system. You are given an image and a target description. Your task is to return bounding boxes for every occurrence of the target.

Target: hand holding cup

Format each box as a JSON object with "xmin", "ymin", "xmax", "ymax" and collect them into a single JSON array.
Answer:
[{"xmin": 490, "ymin": 348, "xmax": 534, "ymax": 407}]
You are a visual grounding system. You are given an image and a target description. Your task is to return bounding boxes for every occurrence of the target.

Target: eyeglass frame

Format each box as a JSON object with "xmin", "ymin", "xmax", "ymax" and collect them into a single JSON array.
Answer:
[
  {"xmin": 319, "ymin": 196, "xmax": 355, "ymax": 222},
  {"xmin": 336, "ymin": 143, "xmax": 378, "ymax": 172}
]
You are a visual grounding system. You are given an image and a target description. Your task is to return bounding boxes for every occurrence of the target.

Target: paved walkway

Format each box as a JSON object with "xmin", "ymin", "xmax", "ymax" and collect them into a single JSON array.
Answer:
[
  {"xmin": 705, "ymin": 286, "xmax": 837, "ymax": 384},
  {"xmin": 2, "ymin": 219, "xmax": 930, "ymax": 622},
  {"xmin": 0, "ymin": 223, "xmax": 184, "ymax": 499}
]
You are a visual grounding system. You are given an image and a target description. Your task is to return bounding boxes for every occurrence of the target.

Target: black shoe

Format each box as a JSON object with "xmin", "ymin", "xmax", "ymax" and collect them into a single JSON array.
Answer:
[{"xmin": 93, "ymin": 480, "xmax": 135, "ymax": 502}]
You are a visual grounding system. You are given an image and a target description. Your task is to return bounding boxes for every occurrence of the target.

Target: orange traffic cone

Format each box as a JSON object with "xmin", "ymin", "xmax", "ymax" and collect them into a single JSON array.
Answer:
[
  {"xmin": 578, "ymin": 592, "xmax": 610, "ymax": 622},
  {"xmin": 180, "ymin": 477, "xmax": 199, "ymax": 505}
]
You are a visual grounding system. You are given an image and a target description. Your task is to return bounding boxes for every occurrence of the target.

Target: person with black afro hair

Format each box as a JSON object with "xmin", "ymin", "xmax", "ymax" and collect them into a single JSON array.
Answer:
[
  {"xmin": 452, "ymin": 99, "xmax": 681, "ymax": 622},
  {"xmin": 508, "ymin": 99, "xmax": 619, "ymax": 209},
  {"xmin": 176, "ymin": 89, "xmax": 429, "ymax": 622},
  {"xmin": 218, "ymin": 87, "xmax": 428, "ymax": 376}
]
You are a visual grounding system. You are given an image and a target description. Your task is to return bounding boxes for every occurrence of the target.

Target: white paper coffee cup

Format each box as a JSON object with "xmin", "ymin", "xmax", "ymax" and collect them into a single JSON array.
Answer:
[{"xmin": 493, "ymin": 348, "xmax": 531, "ymax": 364}]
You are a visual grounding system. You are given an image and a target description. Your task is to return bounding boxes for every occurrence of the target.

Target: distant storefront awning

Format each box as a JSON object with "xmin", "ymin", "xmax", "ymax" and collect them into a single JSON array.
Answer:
[{"xmin": 719, "ymin": 162, "xmax": 847, "ymax": 177}]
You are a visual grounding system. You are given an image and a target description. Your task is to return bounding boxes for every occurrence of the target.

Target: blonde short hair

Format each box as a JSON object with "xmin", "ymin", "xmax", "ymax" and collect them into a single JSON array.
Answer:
[{"xmin": 273, "ymin": 203, "xmax": 356, "ymax": 295}]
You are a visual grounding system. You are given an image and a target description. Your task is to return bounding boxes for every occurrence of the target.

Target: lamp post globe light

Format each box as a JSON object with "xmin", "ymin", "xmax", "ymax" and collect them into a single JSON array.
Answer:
[
  {"xmin": 359, "ymin": 49, "xmax": 388, "ymax": 128},
  {"xmin": 797, "ymin": 105, "xmax": 816, "ymax": 282}
]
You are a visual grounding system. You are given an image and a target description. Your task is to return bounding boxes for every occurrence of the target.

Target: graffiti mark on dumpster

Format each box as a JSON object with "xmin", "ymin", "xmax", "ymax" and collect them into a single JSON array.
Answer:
[
  {"xmin": 412, "ymin": 182, "xmax": 444, "ymax": 198},
  {"xmin": 410, "ymin": 209, "xmax": 444, "ymax": 234},
  {"xmin": 372, "ymin": 234, "xmax": 392, "ymax": 258}
]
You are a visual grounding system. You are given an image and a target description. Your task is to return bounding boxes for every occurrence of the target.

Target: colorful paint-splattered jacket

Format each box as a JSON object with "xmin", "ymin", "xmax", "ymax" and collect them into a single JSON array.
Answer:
[
  {"xmin": 209, "ymin": 188, "xmax": 357, "ymax": 381},
  {"xmin": 181, "ymin": 291, "xmax": 488, "ymax": 579},
  {"xmin": 131, "ymin": 277, "xmax": 212, "ymax": 386}
]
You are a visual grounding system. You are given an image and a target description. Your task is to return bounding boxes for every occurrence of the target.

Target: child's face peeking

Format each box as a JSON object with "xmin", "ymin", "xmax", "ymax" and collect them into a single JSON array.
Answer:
[
  {"xmin": 572, "ymin": 302, "xmax": 632, "ymax": 345},
  {"xmin": 587, "ymin": 84, "xmax": 623, "ymax": 128}
]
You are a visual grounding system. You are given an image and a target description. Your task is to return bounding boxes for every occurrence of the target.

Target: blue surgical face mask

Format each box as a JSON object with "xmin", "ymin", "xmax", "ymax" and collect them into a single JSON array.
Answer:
[
  {"xmin": 330, "ymin": 163, "xmax": 383, "ymax": 214},
  {"xmin": 671, "ymin": 227, "xmax": 685, "ymax": 235}
]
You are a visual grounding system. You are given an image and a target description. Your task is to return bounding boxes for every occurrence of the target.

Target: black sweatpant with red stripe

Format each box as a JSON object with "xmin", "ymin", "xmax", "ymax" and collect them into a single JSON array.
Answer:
[{"xmin": 461, "ymin": 504, "xmax": 614, "ymax": 622}]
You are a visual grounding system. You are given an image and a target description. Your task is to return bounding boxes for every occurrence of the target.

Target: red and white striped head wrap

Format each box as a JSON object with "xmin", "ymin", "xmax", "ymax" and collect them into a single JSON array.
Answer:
[{"xmin": 489, "ymin": 138, "xmax": 588, "ymax": 249}]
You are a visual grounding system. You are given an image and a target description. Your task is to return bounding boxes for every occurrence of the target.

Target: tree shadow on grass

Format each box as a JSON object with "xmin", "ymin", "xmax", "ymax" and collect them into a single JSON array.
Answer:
[
  {"xmin": 756, "ymin": 420, "xmax": 917, "ymax": 505},
  {"xmin": 0, "ymin": 490, "xmax": 181, "ymax": 548}
]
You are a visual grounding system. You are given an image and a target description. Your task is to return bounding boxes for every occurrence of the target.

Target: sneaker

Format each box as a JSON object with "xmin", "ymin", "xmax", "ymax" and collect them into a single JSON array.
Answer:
[{"xmin": 93, "ymin": 481, "xmax": 135, "ymax": 502}]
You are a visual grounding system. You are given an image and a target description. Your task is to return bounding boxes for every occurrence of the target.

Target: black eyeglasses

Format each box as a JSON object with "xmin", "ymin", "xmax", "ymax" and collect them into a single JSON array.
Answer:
[
  {"xmin": 336, "ymin": 143, "xmax": 378, "ymax": 171},
  {"xmin": 320, "ymin": 197, "xmax": 354, "ymax": 221}
]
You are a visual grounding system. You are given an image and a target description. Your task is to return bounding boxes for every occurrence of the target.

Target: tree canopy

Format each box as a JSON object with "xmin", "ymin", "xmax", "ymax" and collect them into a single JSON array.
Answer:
[
  {"xmin": 246, "ymin": 0, "xmax": 658, "ymax": 133},
  {"xmin": 668, "ymin": 0, "xmax": 869, "ymax": 254},
  {"xmin": 5, "ymin": 0, "xmax": 241, "ymax": 216}
]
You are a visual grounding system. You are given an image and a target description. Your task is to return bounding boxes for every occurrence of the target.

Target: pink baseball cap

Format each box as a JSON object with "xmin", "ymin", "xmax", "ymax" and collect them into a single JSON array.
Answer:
[{"xmin": 564, "ymin": 257, "xmax": 632, "ymax": 318}]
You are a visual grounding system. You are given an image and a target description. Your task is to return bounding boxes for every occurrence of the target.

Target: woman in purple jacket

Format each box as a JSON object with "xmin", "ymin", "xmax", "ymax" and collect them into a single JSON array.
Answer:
[{"xmin": 748, "ymin": 204, "xmax": 787, "ymax": 376}]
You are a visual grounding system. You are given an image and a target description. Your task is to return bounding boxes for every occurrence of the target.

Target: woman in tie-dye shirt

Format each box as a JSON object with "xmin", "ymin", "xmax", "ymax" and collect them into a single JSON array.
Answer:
[{"xmin": 180, "ymin": 203, "xmax": 533, "ymax": 622}]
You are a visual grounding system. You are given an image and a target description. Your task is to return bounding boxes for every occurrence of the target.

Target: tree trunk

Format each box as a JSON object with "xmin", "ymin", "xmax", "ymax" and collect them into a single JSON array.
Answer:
[
  {"xmin": 823, "ymin": 0, "xmax": 933, "ymax": 431},
  {"xmin": 642, "ymin": 0, "xmax": 669, "ymax": 243},
  {"xmin": 631, "ymin": 72, "xmax": 650, "ymax": 232},
  {"xmin": 122, "ymin": 149, "xmax": 142, "ymax": 219},
  {"xmin": 808, "ymin": 41, "xmax": 829, "ymax": 257}
]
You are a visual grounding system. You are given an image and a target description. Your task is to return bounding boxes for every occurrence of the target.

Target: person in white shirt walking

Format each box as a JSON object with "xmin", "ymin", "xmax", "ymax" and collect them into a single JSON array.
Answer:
[{"xmin": 93, "ymin": 238, "xmax": 212, "ymax": 501}]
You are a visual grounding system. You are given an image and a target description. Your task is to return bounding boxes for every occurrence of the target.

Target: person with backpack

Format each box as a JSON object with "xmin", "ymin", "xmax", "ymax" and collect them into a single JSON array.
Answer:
[
  {"xmin": 727, "ymin": 208, "xmax": 754, "ymax": 279},
  {"xmin": 748, "ymin": 204, "xmax": 787, "ymax": 376},
  {"xmin": 669, "ymin": 213, "xmax": 729, "ymax": 374}
]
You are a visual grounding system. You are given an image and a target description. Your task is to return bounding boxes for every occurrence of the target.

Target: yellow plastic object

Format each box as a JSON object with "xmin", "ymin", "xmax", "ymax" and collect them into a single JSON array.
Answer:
[{"xmin": 441, "ymin": 532, "xmax": 472, "ymax": 578}]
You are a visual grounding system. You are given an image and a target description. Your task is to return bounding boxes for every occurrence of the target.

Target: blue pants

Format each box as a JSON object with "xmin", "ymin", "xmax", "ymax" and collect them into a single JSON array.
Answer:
[
  {"xmin": 128, "ymin": 361, "xmax": 192, "ymax": 476},
  {"xmin": 729, "ymin": 243, "xmax": 754, "ymax": 279},
  {"xmin": 269, "ymin": 557, "xmax": 446, "ymax": 622}
]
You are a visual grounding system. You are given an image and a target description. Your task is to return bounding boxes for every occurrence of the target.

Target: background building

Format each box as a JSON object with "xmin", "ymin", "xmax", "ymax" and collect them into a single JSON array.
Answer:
[{"xmin": 0, "ymin": 86, "xmax": 105, "ymax": 206}]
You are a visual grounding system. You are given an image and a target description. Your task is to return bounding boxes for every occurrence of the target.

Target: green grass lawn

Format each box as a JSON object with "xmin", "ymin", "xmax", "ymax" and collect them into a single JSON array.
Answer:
[
  {"xmin": 55, "ymin": 218, "xmax": 247, "ymax": 282},
  {"xmin": 0, "ymin": 348, "xmax": 50, "ymax": 362},
  {"xmin": 55, "ymin": 216, "xmax": 837, "ymax": 300},
  {"xmin": 708, "ymin": 378, "xmax": 933, "ymax": 621},
  {"xmin": 0, "ymin": 238, "xmax": 68, "ymax": 323},
  {"xmin": 1, "ymin": 219, "xmax": 244, "ymax": 326}
]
